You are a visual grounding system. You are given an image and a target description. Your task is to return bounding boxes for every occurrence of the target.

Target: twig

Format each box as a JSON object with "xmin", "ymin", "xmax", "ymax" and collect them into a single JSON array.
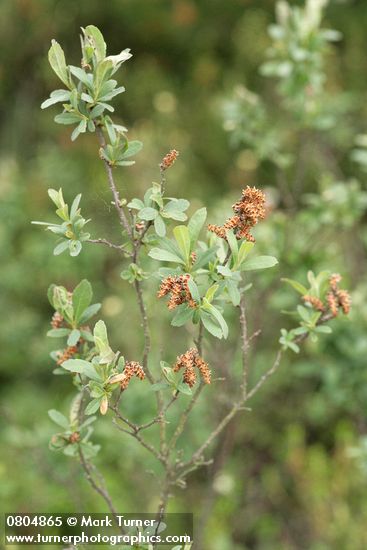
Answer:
[
  {"xmin": 87, "ymin": 238, "xmax": 131, "ymax": 255},
  {"xmin": 112, "ymin": 415, "xmax": 166, "ymax": 465},
  {"xmin": 245, "ymin": 349, "xmax": 283, "ymax": 401},
  {"xmin": 167, "ymin": 381, "xmax": 205, "ymax": 453},
  {"xmin": 133, "ymin": 277, "xmax": 155, "ymax": 384},
  {"xmin": 96, "ymin": 126, "xmax": 133, "ymax": 240},
  {"xmin": 78, "ymin": 446, "xmax": 120, "ymax": 519},
  {"xmin": 239, "ymin": 296, "xmax": 250, "ymax": 398}
]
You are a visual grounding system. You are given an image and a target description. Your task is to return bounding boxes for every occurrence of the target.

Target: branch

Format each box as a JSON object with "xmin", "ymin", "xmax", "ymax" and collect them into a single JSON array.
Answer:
[
  {"xmin": 133, "ymin": 277, "xmax": 155, "ymax": 384},
  {"xmin": 112, "ymin": 407, "xmax": 166, "ymax": 465},
  {"xmin": 167, "ymin": 381, "xmax": 205, "ymax": 454},
  {"xmin": 239, "ymin": 296, "xmax": 250, "ymax": 399},
  {"xmin": 78, "ymin": 446, "xmax": 120, "ymax": 519},
  {"xmin": 87, "ymin": 238, "xmax": 131, "ymax": 255},
  {"xmin": 244, "ymin": 349, "xmax": 283, "ymax": 401},
  {"xmin": 96, "ymin": 126, "xmax": 133, "ymax": 240},
  {"xmin": 177, "ymin": 312, "xmax": 336, "ymax": 475}
]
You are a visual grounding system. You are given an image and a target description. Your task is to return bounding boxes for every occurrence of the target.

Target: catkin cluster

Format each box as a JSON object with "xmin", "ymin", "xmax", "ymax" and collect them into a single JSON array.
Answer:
[
  {"xmin": 160, "ymin": 149, "xmax": 179, "ymax": 170},
  {"xmin": 109, "ymin": 361, "xmax": 145, "ymax": 390},
  {"xmin": 173, "ymin": 348, "xmax": 211, "ymax": 388},
  {"xmin": 157, "ymin": 274, "xmax": 197, "ymax": 310},
  {"xmin": 51, "ymin": 311, "xmax": 64, "ymax": 329},
  {"xmin": 302, "ymin": 273, "xmax": 351, "ymax": 317},
  {"xmin": 56, "ymin": 345, "xmax": 78, "ymax": 365},
  {"xmin": 208, "ymin": 186, "xmax": 266, "ymax": 242},
  {"xmin": 51, "ymin": 308, "xmax": 91, "ymax": 365}
]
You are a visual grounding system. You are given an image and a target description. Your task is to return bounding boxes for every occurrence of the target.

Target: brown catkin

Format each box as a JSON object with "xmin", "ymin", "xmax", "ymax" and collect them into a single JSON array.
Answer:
[
  {"xmin": 69, "ymin": 432, "xmax": 81, "ymax": 444},
  {"xmin": 160, "ymin": 149, "xmax": 179, "ymax": 170},
  {"xmin": 119, "ymin": 361, "xmax": 145, "ymax": 390},
  {"xmin": 325, "ymin": 273, "xmax": 351, "ymax": 317},
  {"xmin": 157, "ymin": 274, "xmax": 197, "ymax": 310},
  {"xmin": 51, "ymin": 312, "xmax": 64, "ymax": 329},
  {"xmin": 336, "ymin": 289, "xmax": 351, "ymax": 315},
  {"xmin": 56, "ymin": 345, "xmax": 78, "ymax": 365},
  {"xmin": 326, "ymin": 292, "xmax": 339, "ymax": 317},
  {"xmin": 329, "ymin": 273, "xmax": 342, "ymax": 292},
  {"xmin": 302, "ymin": 295, "xmax": 325, "ymax": 312},
  {"xmin": 173, "ymin": 348, "xmax": 211, "ymax": 387},
  {"xmin": 208, "ymin": 186, "xmax": 266, "ymax": 242}
]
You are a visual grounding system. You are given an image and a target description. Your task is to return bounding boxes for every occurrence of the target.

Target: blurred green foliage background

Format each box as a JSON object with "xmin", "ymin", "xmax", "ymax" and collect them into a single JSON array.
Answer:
[{"xmin": 1, "ymin": 1, "xmax": 367, "ymax": 548}]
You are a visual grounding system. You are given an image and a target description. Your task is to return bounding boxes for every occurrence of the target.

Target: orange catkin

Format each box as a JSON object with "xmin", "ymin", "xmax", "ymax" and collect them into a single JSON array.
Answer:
[
  {"xmin": 56, "ymin": 345, "xmax": 78, "ymax": 365},
  {"xmin": 119, "ymin": 361, "xmax": 145, "ymax": 390},
  {"xmin": 326, "ymin": 273, "xmax": 351, "ymax": 317},
  {"xmin": 157, "ymin": 274, "xmax": 197, "ymax": 310},
  {"xmin": 51, "ymin": 311, "xmax": 64, "ymax": 329},
  {"xmin": 302, "ymin": 295, "xmax": 325, "ymax": 312},
  {"xmin": 173, "ymin": 348, "xmax": 211, "ymax": 388},
  {"xmin": 160, "ymin": 149, "xmax": 179, "ymax": 170},
  {"xmin": 208, "ymin": 186, "xmax": 266, "ymax": 242}
]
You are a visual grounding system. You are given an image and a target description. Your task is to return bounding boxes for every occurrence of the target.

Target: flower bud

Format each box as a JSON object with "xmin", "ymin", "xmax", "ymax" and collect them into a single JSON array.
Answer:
[{"xmin": 99, "ymin": 395, "xmax": 108, "ymax": 415}]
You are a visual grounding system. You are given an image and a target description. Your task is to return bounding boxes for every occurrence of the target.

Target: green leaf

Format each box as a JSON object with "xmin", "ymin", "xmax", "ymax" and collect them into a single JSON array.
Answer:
[
  {"xmin": 236, "ymin": 241, "xmax": 255, "ymax": 268},
  {"xmin": 226, "ymin": 230, "xmax": 238, "ymax": 263},
  {"xmin": 48, "ymin": 40, "xmax": 70, "ymax": 88},
  {"xmin": 71, "ymin": 120, "xmax": 87, "ymax": 141},
  {"xmin": 55, "ymin": 112, "xmax": 82, "ymax": 125},
  {"xmin": 93, "ymin": 320, "xmax": 115, "ymax": 364},
  {"xmin": 307, "ymin": 271, "xmax": 316, "ymax": 287},
  {"xmin": 48, "ymin": 409, "xmax": 69, "ymax": 429},
  {"xmin": 297, "ymin": 305, "xmax": 311, "ymax": 322},
  {"xmin": 121, "ymin": 140, "xmax": 143, "ymax": 159},
  {"xmin": 84, "ymin": 25, "xmax": 107, "ymax": 61},
  {"xmin": 69, "ymin": 240, "xmax": 82, "ymax": 257},
  {"xmin": 287, "ymin": 341, "xmax": 300, "ymax": 353},
  {"xmin": 205, "ymin": 284, "xmax": 219, "ymax": 303},
  {"xmin": 201, "ymin": 311, "xmax": 223, "ymax": 339},
  {"xmin": 139, "ymin": 207, "xmax": 158, "ymax": 221},
  {"xmin": 95, "ymin": 60, "xmax": 114, "ymax": 94},
  {"xmin": 69, "ymin": 65, "xmax": 92, "ymax": 88},
  {"xmin": 93, "ymin": 320, "xmax": 108, "ymax": 348},
  {"xmin": 226, "ymin": 280, "xmax": 241, "ymax": 306},
  {"xmin": 192, "ymin": 247, "xmax": 218, "ymax": 270},
  {"xmin": 281, "ymin": 278, "xmax": 308, "ymax": 295},
  {"xmin": 162, "ymin": 200, "xmax": 189, "ymax": 221},
  {"xmin": 106, "ymin": 49, "xmax": 132, "ymax": 72},
  {"xmin": 47, "ymin": 328, "xmax": 70, "ymax": 338},
  {"xmin": 78, "ymin": 303, "xmax": 101, "ymax": 324},
  {"xmin": 202, "ymin": 299, "xmax": 228, "ymax": 339},
  {"xmin": 72, "ymin": 279, "xmax": 93, "ymax": 323},
  {"xmin": 161, "ymin": 208, "xmax": 187, "ymax": 221},
  {"xmin": 187, "ymin": 277, "xmax": 201, "ymax": 303},
  {"xmin": 173, "ymin": 225, "xmax": 191, "ymax": 264},
  {"xmin": 41, "ymin": 89, "xmax": 70, "ymax": 109},
  {"xmin": 62, "ymin": 359, "xmax": 101, "ymax": 382},
  {"xmin": 67, "ymin": 329, "xmax": 81, "ymax": 346},
  {"xmin": 171, "ymin": 306, "xmax": 195, "ymax": 327},
  {"xmin": 85, "ymin": 398, "xmax": 102, "ymax": 416},
  {"xmin": 188, "ymin": 207, "xmax": 207, "ymax": 246},
  {"xmin": 161, "ymin": 362, "xmax": 176, "ymax": 384},
  {"xmin": 70, "ymin": 194, "xmax": 82, "ymax": 219},
  {"xmin": 315, "ymin": 325, "xmax": 332, "ymax": 334},
  {"xmin": 241, "ymin": 255, "xmax": 278, "ymax": 271},
  {"xmin": 149, "ymin": 248, "xmax": 185, "ymax": 265},
  {"xmin": 69, "ymin": 392, "xmax": 83, "ymax": 426},
  {"xmin": 217, "ymin": 265, "xmax": 232, "ymax": 277},
  {"xmin": 127, "ymin": 198, "xmax": 144, "ymax": 210},
  {"xmin": 53, "ymin": 240, "xmax": 69, "ymax": 256},
  {"xmin": 177, "ymin": 383, "xmax": 193, "ymax": 395},
  {"xmin": 154, "ymin": 215, "xmax": 166, "ymax": 237}
]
